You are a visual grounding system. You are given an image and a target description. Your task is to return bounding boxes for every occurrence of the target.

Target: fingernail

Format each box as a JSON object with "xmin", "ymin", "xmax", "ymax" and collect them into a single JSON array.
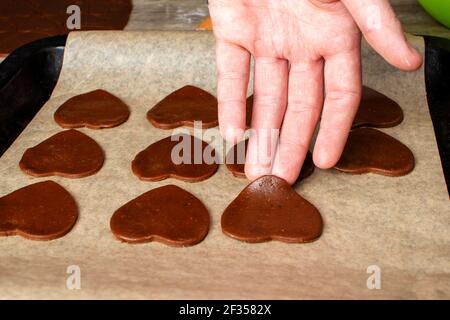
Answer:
[{"xmin": 245, "ymin": 164, "xmax": 271, "ymax": 181}]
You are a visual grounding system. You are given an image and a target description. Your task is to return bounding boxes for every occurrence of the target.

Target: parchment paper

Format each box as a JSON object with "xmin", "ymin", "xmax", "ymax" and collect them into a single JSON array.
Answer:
[{"xmin": 0, "ymin": 31, "xmax": 448, "ymax": 299}]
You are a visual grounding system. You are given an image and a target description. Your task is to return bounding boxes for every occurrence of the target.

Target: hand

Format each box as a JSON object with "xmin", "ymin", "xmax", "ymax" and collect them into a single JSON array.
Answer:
[{"xmin": 209, "ymin": 0, "xmax": 422, "ymax": 184}]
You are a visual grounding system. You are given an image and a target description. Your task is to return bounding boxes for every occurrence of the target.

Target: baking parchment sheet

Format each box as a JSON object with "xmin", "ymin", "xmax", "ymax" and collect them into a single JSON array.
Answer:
[{"xmin": 0, "ymin": 31, "xmax": 448, "ymax": 299}]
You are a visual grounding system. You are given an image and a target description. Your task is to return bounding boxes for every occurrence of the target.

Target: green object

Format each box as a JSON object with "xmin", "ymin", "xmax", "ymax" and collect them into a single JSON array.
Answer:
[{"xmin": 418, "ymin": 0, "xmax": 450, "ymax": 29}]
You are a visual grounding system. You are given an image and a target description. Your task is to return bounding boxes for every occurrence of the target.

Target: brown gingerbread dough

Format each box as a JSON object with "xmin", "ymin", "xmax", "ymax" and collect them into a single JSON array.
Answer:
[
  {"xmin": 147, "ymin": 86, "xmax": 218, "ymax": 129},
  {"xmin": 0, "ymin": 181, "xmax": 78, "ymax": 240},
  {"xmin": 132, "ymin": 134, "xmax": 218, "ymax": 182},
  {"xmin": 221, "ymin": 175, "xmax": 323, "ymax": 243},
  {"xmin": 19, "ymin": 129, "xmax": 104, "ymax": 178},
  {"xmin": 245, "ymin": 95, "xmax": 254, "ymax": 128},
  {"xmin": 352, "ymin": 86, "xmax": 404, "ymax": 128},
  {"xmin": 225, "ymin": 139, "xmax": 315, "ymax": 182},
  {"xmin": 335, "ymin": 128, "xmax": 414, "ymax": 176},
  {"xmin": 54, "ymin": 89, "xmax": 130, "ymax": 129},
  {"xmin": 0, "ymin": 0, "xmax": 132, "ymax": 56},
  {"xmin": 225, "ymin": 139, "xmax": 249, "ymax": 178},
  {"xmin": 297, "ymin": 151, "xmax": 315, "ymax": 182},
  {"xmin": 110, "ymin": 185, "xmax": 210, "ymax": 246}
]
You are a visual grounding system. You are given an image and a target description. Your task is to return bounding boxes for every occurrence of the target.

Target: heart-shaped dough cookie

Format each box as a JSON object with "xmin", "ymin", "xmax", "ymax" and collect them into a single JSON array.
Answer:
[
  {"xmin": 147, "ymin": 85, "xmax": 218, "ymax": 129},
  {"xmin": 0, "ymin": 181, "xmax": 78, "ymax": 240},
  {"xmin": 54, "ymin": 89, "xmax": 130, "ymax": 129},
  {"xmin": 335, "ymin": 128, "xmax": 414, "ymax": 176},
  {"xmin": 225, "ymin": 139, "xmax": 315, "ymax": 182},
  {"xmin": 352, "ymin": 86, "xmax": 403, "ymax": 128},
  {"xmin": 110, "ymin": 185, "xmax": 210, "ymax": 246},
  {"xmin": 19, "ymin": 129, "xmax": 104, "ymax": 178},
  {"xmin": 132, "ymin": 134, "xmax": 218, "ymax": 182},
  {"xmin": 221, "ymin": 175, "xmax": 323, "ymax": 243}
]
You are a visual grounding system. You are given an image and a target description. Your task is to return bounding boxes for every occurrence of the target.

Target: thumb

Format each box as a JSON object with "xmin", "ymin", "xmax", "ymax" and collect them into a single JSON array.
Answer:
[{"xmin": 342, "ymin": 0, "xmax": 422, "ymax": 71}]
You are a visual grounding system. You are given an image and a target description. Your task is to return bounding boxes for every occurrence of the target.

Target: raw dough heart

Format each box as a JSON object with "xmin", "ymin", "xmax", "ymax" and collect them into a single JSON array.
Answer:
[
  {"xmin": 54, "ymin": 89, "xmax": 130, "ymax": 129},
  {"xmin": 19, "ymin": 129, "xmax": 104, "ymax": 178},
  {"xmin": 335, "ymin": 128, "xmax": 414, "ymax": 176},
  {"xmin": 147, "ymin": 85, "xmax": 218, "ymax": 129},
  {"xmin": 225, "ymin": 139, "xmax": 315, "ymax": 182},
  {"xmin": 132, "ymin": 134, "xmax": 218, "ymax": 182},
  {"xmin": 110, "ymin": 185, "xmax": 210, "ymax": 246},
  {"xmin": 0, "ymin": 181, "xmax": 78, "ymax": 240},
  {"xmin": 221, "ymin": 175, "xmax": 323, "ymax": 243},
  {"xmin": 352, "ymin": 86, "xmax": 403, "ymax": 128}
]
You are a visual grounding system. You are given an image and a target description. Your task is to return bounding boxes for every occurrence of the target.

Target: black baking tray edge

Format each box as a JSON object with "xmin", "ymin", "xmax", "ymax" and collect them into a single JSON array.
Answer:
[
  {"xmin": 0, "ymin": 35, "xmax": 66, "ymax": 156},
  {"xmin": 0, "ymin": 35, "xmax": 449, "ymax": 196}
]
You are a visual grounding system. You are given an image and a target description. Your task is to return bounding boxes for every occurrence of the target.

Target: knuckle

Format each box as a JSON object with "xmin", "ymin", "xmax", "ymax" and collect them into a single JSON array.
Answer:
[
  {"xmin": 279, "ymin": 139, "xmax": 309, "ymax": 155},
  {"xmin": 326, "ymin": 88, "xmax": 361, "ymax": 108},
  {"xmin": 217, "ymin": 71, "xmax": 247, "ymax": 81},
  {"xmin": 218, "ymin": 98, "xmax": 246, "ymax": 105},
  {"xmin": 288, "ymin": 98, "xmax": 320, "ymax": 116},
  {"xmin": 253, "ymin": 94, "xmax": 282, "ymax": 110}
]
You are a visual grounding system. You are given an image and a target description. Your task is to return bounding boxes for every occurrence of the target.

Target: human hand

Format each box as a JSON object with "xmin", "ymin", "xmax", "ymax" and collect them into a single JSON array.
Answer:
[{"xmin": 209, "ymin": 0, "xmax": 422, "ymax": 184}]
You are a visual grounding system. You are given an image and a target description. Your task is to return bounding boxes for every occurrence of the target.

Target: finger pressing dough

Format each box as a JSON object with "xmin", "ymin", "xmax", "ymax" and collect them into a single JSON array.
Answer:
[
  {"xmin": 110, "ymin": 185, "xmax": 210, "ymax": 246},
  {"xmin": 19, "ymin": 129, "xmax": 104, "ymax": 178},
  {"xmin": 0, "ymin": 181, "xmax": 78, "ymax": 240},
  {"xmin": 147, "ymin": 85, "xmax": 218, "ymax": 129},
  {"xmin": 54, "ymin": 89, "xmax": 130, "ymax": 129},
  {"xmin": 225, "ymin": 139, "xmax": 315, "ymax": 182},
  {"xmin": 352, "ymin": 86, "xmax": 404, "ymax": 128},
  {"xmin": 132, "ymin": 134, "xmax": 218, "ymax": 182},
  {"xmin": 335, "ymin": 128, "xmax": 414, "ymax": 176},
  {"xmin": 221, "ymin": 175, "xmax": 323, "ymax": 243}
]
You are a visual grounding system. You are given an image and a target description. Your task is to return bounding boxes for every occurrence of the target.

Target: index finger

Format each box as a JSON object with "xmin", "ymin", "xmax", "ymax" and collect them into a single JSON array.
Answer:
[{"xmin": 216, "ymin": 40, "xmax": 251, "ymax": 143}]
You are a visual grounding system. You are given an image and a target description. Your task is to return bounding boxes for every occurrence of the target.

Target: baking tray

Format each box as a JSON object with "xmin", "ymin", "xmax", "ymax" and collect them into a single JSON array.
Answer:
[
  {"xmin": 0, "ymin": 35, "xmax": 66, "ymax": 157},
  {"xmin": 425, "ymin": 37, "xmax": 450, "ymax": 196},
  {"xmin": 0, "ymin": 30, "xmax": 448, "ymax": 300},
  {"xmin": 0, "ymin": 35, "xmax": 449, "ymax": 195}
]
